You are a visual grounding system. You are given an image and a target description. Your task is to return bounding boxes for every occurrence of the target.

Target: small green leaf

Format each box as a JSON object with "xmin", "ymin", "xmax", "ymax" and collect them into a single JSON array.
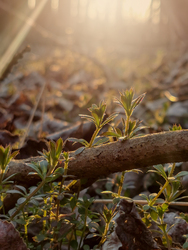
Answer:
[
  {"xmin": 79, "ymin": 114, "xmax": 95, "ymax": 122},
  {"xmin": 102, "ymin": 131, "xmax": 121, "ymax": 138},
  {"xmin": 183, "ymin": 242, "xmax": 188, "ymax": 248},
  {"xmin": 101, "ymin": 113, "xmax": 118, "ymax": 126},
  {"xmin": 158, "ymin": 223, "xmax": 167, "ymax": 232},
  {"xmin": 6, "ymin": 190, "xmax": 25, "ymax": 196},
  {"xmin": 17, "ymin": 197, "xmax": 26, "ymax": 205},
  {"xmin": 27, "ymin": 162, "xmax": 43, "ymax": 179},
  {"xmin": 152, "ymin": 165, "xmax": 168, "ymax": 180},
  {"xmin": 15, "ymin": 185, "xmax": 27, "ymax": 195},
  {"xmin": 68, "ymin": 138, "xmax": 89, "ymax": 147},
  {"xmin": 2, "ymin": 173, "xmax": 18, "ymax": 184},
  {"xmin": 56, "ymin": 138, "xmax": 63, "ymax": 157},
  {"xmin": 161, "ymin": 202, "xmax": 169, "ymax": 212},
  {"xmin": 150, "ymin": 209, "xmax": 158, "ymax": 221},
  {"xmin": 170, "ymin": 124, "xmax": 182, "ymax": 131},
  {"xmin": 131, "ymin": 92, "xmax": 146, "ymax": 110},
  {"xmin": 143, "ymin": 205, "xmax": 150, "ymax": 211},
  {"xmin": 15, "ymin": 218, "xmax": 26, "ymax": 225},
  {"xmin": 139, "ymin": 193, "xmax": 149, "ymax": 201},
  {"xmin": 70, "ymin": 240, "xmax": 78, "ymax": 250},
  {"xmin": 30, "ymin": 198, "xmax": 39, "ymax": 206},
  {"xmin": 101, "ymin": 191, "xmax": 113, "ymax": 194},
  {"xmin": 175, "ymin": 171, "xmax": 188, "ymax": 178},
  {"xmin": 83, "ymin": 245, "xmax": 90, "ymax": 250},
  {"xmin": 54, "ymin": 167, "xmax": 64, "ymax": 175},
  {"xmin": 74, "ymin": 147, "xmax": 85, "ymax": 155},
  {"xmin": 92, "ymin": 137, "xmax": 109, "ymax": 146}
]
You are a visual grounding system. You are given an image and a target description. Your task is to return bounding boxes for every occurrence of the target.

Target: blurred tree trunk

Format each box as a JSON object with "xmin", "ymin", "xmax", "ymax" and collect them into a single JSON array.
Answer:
[{"xmin": 162, "ymin": 0, "xmax": 188, "ymax": 44}]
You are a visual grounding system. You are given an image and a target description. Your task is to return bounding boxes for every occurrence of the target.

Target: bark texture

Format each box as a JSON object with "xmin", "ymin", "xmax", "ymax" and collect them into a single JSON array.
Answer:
[{"xmin": 5, "ymin": 130, "xmax": 188, "ymax": 185}]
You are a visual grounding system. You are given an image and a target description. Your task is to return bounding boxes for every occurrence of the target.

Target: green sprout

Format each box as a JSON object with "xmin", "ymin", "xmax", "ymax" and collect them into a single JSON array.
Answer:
[{"xmin": 69, "ymin": 101, "xmax": 118, "ymax": 151}]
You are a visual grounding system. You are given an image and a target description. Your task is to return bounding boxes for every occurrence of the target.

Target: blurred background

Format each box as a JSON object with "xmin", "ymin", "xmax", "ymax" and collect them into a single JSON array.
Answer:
[{"xmin": 1, "ymin": 0, "xmax": 188, "ymax": 59}]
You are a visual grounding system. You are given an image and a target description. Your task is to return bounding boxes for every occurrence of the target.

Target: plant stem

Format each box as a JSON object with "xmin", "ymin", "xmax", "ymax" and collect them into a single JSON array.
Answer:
[
  {"xmin": 117, "ymin": 114, "xmax": 130, "ymax": 197},
  {"xmin": 125, "ymin": 115, "xmax": 130, "ymax": 136},
  {"xmin": 169, "ymin": 162, "xmax": 176, "ymax": 177},
  {"xmin": 118, "ymin": 170, "xmax": 125, "ymax": 196},
  {"xmin": 10, "ymin": 165, "xmax": 54, "ymax": 220},
  {"xmin": 163, "ymin": 228, "xmax": 171, "ymax": 250},
  {"xmin": 149, "ymin": 180, "xmax": 169, "ymax": 206},
  {"xmin": 54, "ymin": 159, "xmax": 69, "ymax": 244},
  {"xmin": 0, "ymin": 173, "xmax": 3, "ymax": 185},
  {"xmin": 89, "ymin": 127, "xmax": 100, "ymax": 147},
  {"xmin": 78, "ymin": 209, "xmax": 88, "ymax": 250},
  {"xmin": 56, "ymin": 160, "xmax": 68, "ymax": 221},
  {"xmin": 43, "ymin": 198, "xmax": 47, "ymax": 232},
  {"xmin": 98, "ymin": 222, "xmax": 110, "ymax": 248}
]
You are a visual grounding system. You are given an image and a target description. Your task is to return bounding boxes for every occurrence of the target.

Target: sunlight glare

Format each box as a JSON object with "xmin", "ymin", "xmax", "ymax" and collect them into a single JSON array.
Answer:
[
  {"xmin": 28, "ymin": 0, "xmax": 36, "ymax": 9},
  {"xmin": 88, "ymin": 0, "xmax": 152, "ymax": 22},
  {"xmin": 123, "ymin": 0, "xmax": 151, "ymax": 20},
  {"xmin": 51, "ymin": 0, "xmax": 59, "ymax": 11}
]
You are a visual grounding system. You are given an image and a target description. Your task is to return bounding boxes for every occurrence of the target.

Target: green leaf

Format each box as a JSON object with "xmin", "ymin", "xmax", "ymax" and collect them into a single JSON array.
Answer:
[
  {"xmin": 158, "ymin": 223, "xmax": 167, "ymax": 232},
  {"xmin": 27, "ymin": 162, "xmax": 43, "ymax": 179},
  {"xmin": 102, "ymin": 131, "xmax": 121, "ymax": 138},
  {"xmin": 152, "ymin": 165, "xmax": 168, "ymax": 180},
  {"xmin": 40, "ymin": 160, "xmax": 49, "ymax": 176},
  {"xmin": 6, "ymin": 190, "xmax": 25, "ymax": 196},
  {"xmin": 139, "ymin": 193, "xmax": 149, "ymax": 201},
  {"xmin": 143, "ymin": 205, "xmax": 150, "ymax": 211},
  {"xmin": 68, "ymin": 138, "xmax": 89, "ymax": 147},
  {"xmin": 157, "ymin": 206, "xmax": 165, "ymax": 219},
  {"xmin": 79, "ymin": 114, "xmax": 95, "ymax": 122},
  {"xmin": 15, "ymin": 218, "xmax": 26, "ymax": 225},
  {"xmin": 70, "ymin": 196, "xmax": 77, "ymax": 210},
  {"xmin": 74, "ymin": 147, "xmax": 85, "ymax": 155},
  {"xmin": 175, "ymin": 171, "xmax": 188, "ymax": 178},
  {"xmin": 150, "ymin": 209, "xmax": 158, "ymax": 221},
  {"xmin": 0, "ymin": 146, "xmax": 17, "ymax": 170},
  {"xmin": 53, "ymin": 167, "xmax": 64, "ymax": 175},
  {"xmin": 17, "ymin": 197, "xmax": 26, "ymax": 205},
  {"xmin": 92, "ymin": 137, "xmax": 109, "ymax": 146},
  {"xmin": 170, "ymin": 124, "xmax": 182, "ymax": 131},
  {"xmin": 8, "ymin": 207, "xmax": 17, "ymax": 217},
  {"xmin": 30, "ymin": 198, "xmax": 39, "ymax": 206},
  {"xmin": 161, "ymin": 202, "xmax": 169, "ymax": 212},
  {"xmin": 15, "ymin": 185, "xmax": 27, "ymax": 195},
  {"xmin": 78, "ymin": 207, "xmax": 86, "ymax": 214},
  {"xmin": 115, "ymin": 127, "xmax": 122, "ymax": 136},
  {"xmin": 83, "ymin": 245, "xmax": 90, "ymax": 250},
  {"xmin": 2, "ymin": 173, "xmax": 18, "ymax": 184},
  {"xmin": 45, "ymin": 174, "xmax": 60, "ymax": 183},
  {"xmin": 101, "ymin": 113, "xmax": 118, "ymax": 126},
  {"xmin": 56, "ymin": 138, "xmax": 63, "ymax": 158},
  {"xmin": 149, "ymin": 193, "xmax": 157, "ymax": 200},
  {"xmin": 131, "ymin": 92, "xmax": 146, "ymax": 110},
  {"xmin": 10, "ymin": 150, "xmax": 19, "ymax": 160},
  {"xmin": 101, "ymin": 191, "xmax": 113, "ymax": 194},
  {"xmin": 183, "ymin": 242, "xmax": 188, "ymax": 248}
]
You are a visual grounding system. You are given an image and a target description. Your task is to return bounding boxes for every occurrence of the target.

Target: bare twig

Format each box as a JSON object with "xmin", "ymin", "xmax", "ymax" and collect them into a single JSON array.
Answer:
[
  {"xmin": 93, "ymin": 199, "xmax": 188, "ymax": 207},
  {"xmin": 19, "ymin": 81, "xmax": 46, "ymax": 148}
]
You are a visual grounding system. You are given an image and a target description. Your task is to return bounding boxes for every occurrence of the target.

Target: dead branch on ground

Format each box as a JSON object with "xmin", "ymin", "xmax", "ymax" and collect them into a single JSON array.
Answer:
[{"xmin": 6, "ymin": 130, "xmax": 188, "ymax": 186}]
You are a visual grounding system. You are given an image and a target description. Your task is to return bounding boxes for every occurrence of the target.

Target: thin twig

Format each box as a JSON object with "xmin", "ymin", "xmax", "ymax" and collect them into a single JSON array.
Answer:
[
  {"xmin": 19, "ymin": 81, "xmax": 46, "ymax": 148},
  {"xmin": 93, "ymin": 199, "xmax": 188, "ymax": 207}
]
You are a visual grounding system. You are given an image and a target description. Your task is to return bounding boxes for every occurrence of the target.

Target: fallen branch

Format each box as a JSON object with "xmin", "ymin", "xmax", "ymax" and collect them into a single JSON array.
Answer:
[{"xmin": 6, "ymin": 130, "xmax": 188, "ymax": 185}]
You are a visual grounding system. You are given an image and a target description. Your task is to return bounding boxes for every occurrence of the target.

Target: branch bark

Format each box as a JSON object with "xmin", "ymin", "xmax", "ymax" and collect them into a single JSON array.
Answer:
[{"xmin": 6, "ymin": 130, "xmax": 188, "ymax": 185}]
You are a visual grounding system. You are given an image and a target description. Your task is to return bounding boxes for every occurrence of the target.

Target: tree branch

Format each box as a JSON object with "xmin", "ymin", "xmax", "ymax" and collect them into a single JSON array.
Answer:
[{"xmin": 5, "ymin": 130, "xmax": 188, "ymax": 185}]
